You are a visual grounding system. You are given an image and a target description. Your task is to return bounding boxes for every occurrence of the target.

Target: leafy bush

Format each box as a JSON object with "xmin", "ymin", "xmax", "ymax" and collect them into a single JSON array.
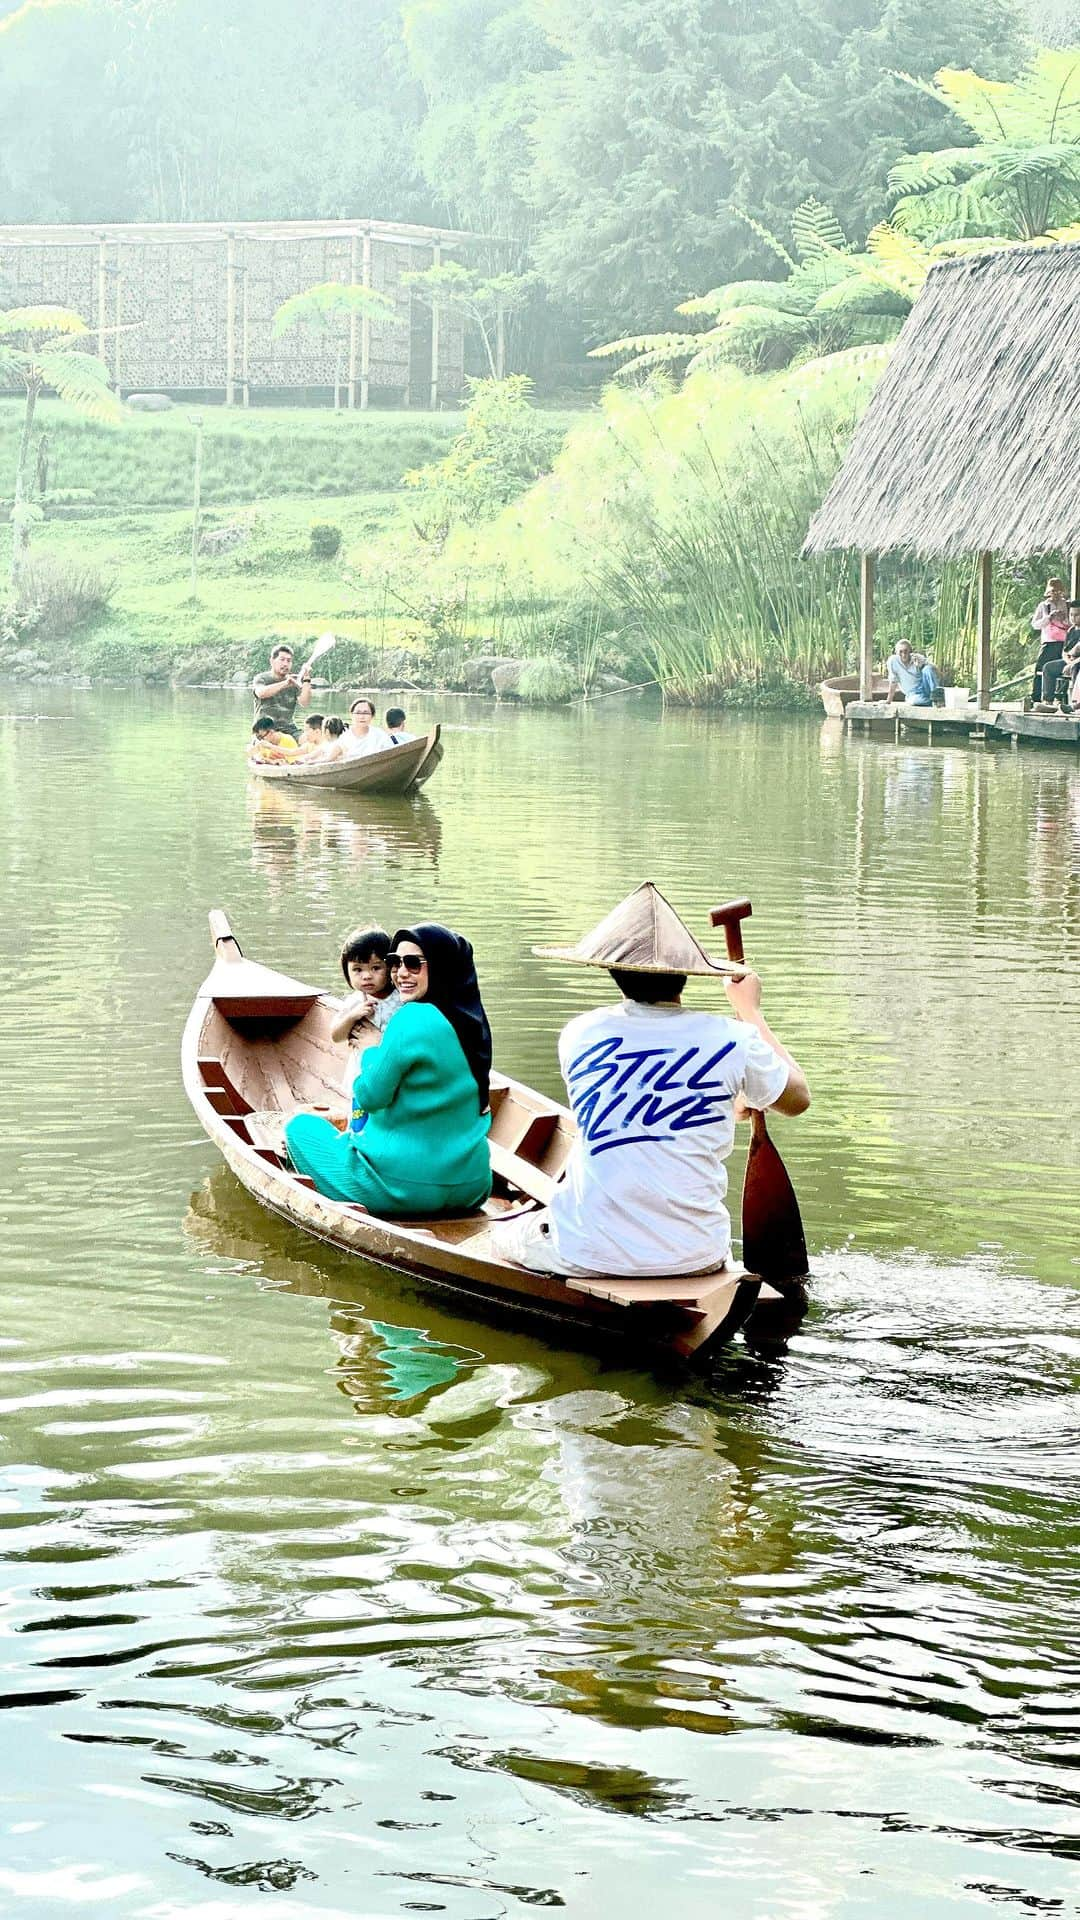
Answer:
[
  {"xmin": 517, "ymin": 654, "xmax": 578, "ymax": 703},
  {"xmin": 15, "ymin": 556, "xmax": 115, "ymax": 639},
  {"xmin": 310, "ymin": 521, "xmax": 343, "ymax": 559},
  {"xmin": 404, "ymin": 377, "xmax": 567, "ymax": 528}
]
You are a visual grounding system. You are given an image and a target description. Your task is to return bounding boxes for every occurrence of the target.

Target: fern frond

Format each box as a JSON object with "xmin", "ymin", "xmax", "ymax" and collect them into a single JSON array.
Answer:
[
  {"xmin": 0, "ymin": 305, "xmax": 90, "ymax": 342},
  {"xmin": 588, "ymin": 331, "xmax": 698, "ymax": 362},
  {"xmin": 272, "ymin": 282, "xmax": 395, "ymax": 337},
  {"xmin": 728, "ymin": 206, "xmax": 796, "ymax": 270},
  {"xmin": 791, "ymin": 198, "xmax": 849, "ymax": 260},
  {"xmin": 35, "ymin": 347, "xmax": 121, "ymax": 420},
  {"xmin": 888, "ymin": 146, "xmax": 986, "ymax": 194}
]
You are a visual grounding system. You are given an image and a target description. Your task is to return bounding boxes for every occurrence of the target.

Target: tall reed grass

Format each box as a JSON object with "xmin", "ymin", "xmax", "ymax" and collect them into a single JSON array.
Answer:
[{"xmin": 448, "ymin": 352, "xmax": 888, "ymax": 702}]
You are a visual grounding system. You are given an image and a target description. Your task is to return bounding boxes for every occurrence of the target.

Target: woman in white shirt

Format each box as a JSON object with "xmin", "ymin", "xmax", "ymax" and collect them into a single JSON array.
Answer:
[{"xmin": 341, "ymin": 697, "xmax": 392, "ymax": 759}]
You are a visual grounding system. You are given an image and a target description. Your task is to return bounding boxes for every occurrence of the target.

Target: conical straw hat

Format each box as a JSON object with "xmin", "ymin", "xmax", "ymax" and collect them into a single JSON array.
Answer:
[{"xmin": 533, "ymin": 881, "xmax": 742, "ymax": 976}]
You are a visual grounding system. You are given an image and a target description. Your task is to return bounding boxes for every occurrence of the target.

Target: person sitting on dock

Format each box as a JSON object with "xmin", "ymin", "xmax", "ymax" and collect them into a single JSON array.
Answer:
[
  {"xmin": 385, "ymin": 706, "xmax": 415, "ymax": 745},
  {"xmin": 886, "ymin": 638, "xmax": 945, "ymax": 707},
  {"xmin": 492, "ymin": 883, "xmax": 810, "ymax": 1280},
  {"xmin": 248, "ymin": 715, "xmax": 301, "ymax": 762},
  {"xmin": 252, "ymin": 642, "xmax": 312, "ymax": 741}
]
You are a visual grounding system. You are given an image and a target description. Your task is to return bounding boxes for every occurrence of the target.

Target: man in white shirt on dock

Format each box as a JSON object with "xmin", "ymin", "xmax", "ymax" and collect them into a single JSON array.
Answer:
[{"xmin": 886, "ymin": 637, "xmax": 945, "ymax": 707}]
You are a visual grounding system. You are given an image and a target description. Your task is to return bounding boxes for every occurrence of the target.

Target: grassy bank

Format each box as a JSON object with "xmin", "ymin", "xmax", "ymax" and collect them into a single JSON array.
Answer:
[
  {"xmin": 0, "ymin": 399, "xmax": 467, "ymax": 511},
  {"xmin": 0, "ymin": 400, "xmax": 583, "ymax": 681}
]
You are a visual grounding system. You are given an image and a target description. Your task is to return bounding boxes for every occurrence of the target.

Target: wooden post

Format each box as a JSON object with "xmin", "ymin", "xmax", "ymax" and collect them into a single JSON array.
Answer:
[
  {"xmin": 190, "ymin": 415, "xmax": 204, "ymax": 601},
  {"xmin": 360, "ymin": 230, "xmax": 372, "ymax": 411},
  {"xmin": 859, "ymin": 552, "xmax": 875, "ymax": 702},
  {"xmin": 96, "ymin": 236, "xmax": 108, "ymax": 367},
  {"xmin": 241, "ymin": 240, "xmax": 250, "ymax": 406},
  {"xmin": 976, "ymin": 549, "xmax": 992, "ymax": 711},
  {"xmin": 430, "ymin": 242, "xmax": 441, "ymax": 411},
  {"xmin": 347, "ymin": 234, "xmax": 359, "ymax": 410},
  {"xmin": 113, "ymin": 248, "xmax": 123, "ymax": 394},
  {"xmin": 1071, "ymin": 552, "xmax": 1080, "ymax": 600},
  {"xmin": 225, "ymin": 232, "xmax": 237, "ymax": 406}
]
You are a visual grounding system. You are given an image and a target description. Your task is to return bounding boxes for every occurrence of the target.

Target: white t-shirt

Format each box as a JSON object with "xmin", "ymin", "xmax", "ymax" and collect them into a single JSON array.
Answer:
[
  {"xmin": 341, "ymin": 726, "xmax": 393, "ymax": 760},
  {"xmin": 546, "ymin": 1000, "xmax": 790, "ymax": 1277}
]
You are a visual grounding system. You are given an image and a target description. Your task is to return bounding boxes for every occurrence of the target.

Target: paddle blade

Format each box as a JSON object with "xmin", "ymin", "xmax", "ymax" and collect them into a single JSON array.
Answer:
[
  {"xmin": 305, "ymin": 631, "xmax": 336, "ymax": 668},
  {"xmin": 741, "ymin": 1108, "xmax": 809, "ymax": 1285}
]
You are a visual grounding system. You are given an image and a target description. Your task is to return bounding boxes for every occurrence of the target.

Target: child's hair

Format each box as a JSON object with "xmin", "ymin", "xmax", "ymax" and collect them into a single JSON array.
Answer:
[
  {"xmin": 1068, "ymin": 601, "xmax": 1080, "ymax": 614},
  {"xmin": 385, "ymin": 707, "xmax": 406, "ymax": 729},
  {"xmin": 340, "ymin": 923, "xmax": 391, "ymax": 983},
  {"xmin": 304, "ymin": 712, "xmax": 325, "ymax": 729},
  {"xmin": 252, "ymin": 716, "xmax": 277, "ymax": 735},
  {"xmin": 324, "ymin": 716, "xmax": 346, "ymax": 736}
]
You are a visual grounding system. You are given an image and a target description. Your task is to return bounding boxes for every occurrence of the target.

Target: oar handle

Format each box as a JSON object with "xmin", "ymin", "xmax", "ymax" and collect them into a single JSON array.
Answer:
[{"xmin": 710, "ymin": 897, "xmax": 752, "ymax": 966}]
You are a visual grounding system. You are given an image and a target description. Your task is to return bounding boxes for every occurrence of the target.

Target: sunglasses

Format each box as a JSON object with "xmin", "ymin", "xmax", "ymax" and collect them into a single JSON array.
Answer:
[{"xmin": 386, "ymin": 952, "xmax": 424, "ymax": 974}]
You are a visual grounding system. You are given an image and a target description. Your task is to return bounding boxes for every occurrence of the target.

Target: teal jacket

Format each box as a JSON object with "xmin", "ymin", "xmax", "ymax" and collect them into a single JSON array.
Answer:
[{"xmin": 347, "ymin": 1001, "xmax": 491, "ymax": 1207}]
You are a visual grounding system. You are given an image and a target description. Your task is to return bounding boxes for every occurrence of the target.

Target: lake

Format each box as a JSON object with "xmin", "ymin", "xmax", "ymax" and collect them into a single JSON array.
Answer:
[{"xmin": 2, "ymin": 687, "xmax": 1078, "ymax": 1916}]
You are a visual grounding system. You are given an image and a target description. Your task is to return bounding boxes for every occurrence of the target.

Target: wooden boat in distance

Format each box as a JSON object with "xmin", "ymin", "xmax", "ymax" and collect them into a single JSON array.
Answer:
[
  {"xmin": 181, "ymin": 912, "xmax": 779, "ymax": 1363},
  {"xmin": 250, "ymin": 725, "xmax": 442, "ymax": 794},
  {"xmin": 820, "ymin": 675, "xmax": 890, "ymax": 718}
]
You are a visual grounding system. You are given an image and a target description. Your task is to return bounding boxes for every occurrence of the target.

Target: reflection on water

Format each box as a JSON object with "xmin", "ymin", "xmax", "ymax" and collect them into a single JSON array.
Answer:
[
  {"xmin": 1, "ymin": 687, "xmax": 1078, "ymax": 1916},
  {"xmin": 249, "ymin": 783, "xmax": 443, "ymax": 892}
]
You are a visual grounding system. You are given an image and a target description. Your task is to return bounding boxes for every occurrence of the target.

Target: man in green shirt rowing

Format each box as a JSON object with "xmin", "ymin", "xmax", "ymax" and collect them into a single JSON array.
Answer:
[{"xmin": 251, "ymin": 642, "xmax": 313, "ymax": 740}]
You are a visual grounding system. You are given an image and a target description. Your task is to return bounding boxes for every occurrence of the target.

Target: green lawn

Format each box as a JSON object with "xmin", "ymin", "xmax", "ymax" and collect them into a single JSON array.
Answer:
[{"xmin": 0, "ymin": 399, "xmax": 589, "ymax": 677}]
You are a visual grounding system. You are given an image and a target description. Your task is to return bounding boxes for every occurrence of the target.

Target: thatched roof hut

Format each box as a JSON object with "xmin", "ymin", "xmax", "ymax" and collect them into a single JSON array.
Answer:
[
  {"xmin": 805, "ymin": 246, "xmax": 1080, "ymax": 559},
  {"xmin": 804, "ymin": 245, "xmax": 1080, "ymax": 703}
]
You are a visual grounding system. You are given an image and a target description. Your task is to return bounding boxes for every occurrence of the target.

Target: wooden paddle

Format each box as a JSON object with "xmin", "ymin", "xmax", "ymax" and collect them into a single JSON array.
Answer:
[
  {"xmin": 297, "ymin": 631, "xmax": 337, "ymax": 680},
  {"xmin": 710, "ymin": 897, "xmax": 810, "ymax": 1287}
]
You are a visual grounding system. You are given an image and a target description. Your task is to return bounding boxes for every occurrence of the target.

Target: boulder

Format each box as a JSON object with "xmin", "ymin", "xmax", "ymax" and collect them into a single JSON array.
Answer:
[
  {"xmin": 200, "ymin": 523, "xmax": 249, "ymax": 557},
  {"xmin": 594, "ymin": 670, "xmax": 633, "ymax": 693},
  {"xmin": 127, "ymin": 393, "xmax": 175, "ymax": 413},
  {"xmin": 460, "ymin": 653, "xmax": 518, "ymax": 693},
  {"xmin": 491, "ymin": 660, "xmax": 526, "ymax": 699}
]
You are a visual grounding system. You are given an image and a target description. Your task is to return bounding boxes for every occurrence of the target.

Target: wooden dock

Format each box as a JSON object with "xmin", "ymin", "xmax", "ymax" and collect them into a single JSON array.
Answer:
[{"xmin": 842, "ymin": 700, "xmax": 1080, "ymax": 751}]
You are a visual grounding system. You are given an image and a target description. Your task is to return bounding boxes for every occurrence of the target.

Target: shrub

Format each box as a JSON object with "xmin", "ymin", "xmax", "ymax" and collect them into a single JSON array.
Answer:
[
  {"xmin": 404, "ymin": 377, "xmax": 566, "ymax": 527},
  {"xmin": 517, "ymin": 654, "xmax": 577, "ymax": 703},
  {"xmin": 310, "ymin": 521, "xmax": 343, "ymax": 559},
  {"xmin": 15, "ymin": 556, "xmax": 115, "ymax": 639}
]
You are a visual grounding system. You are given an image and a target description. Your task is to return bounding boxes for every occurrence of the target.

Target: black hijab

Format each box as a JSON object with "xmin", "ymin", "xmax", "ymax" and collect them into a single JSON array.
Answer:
[{"xmin": 391, "ymin": 923, "xmax": 492, "ymax": 1111}]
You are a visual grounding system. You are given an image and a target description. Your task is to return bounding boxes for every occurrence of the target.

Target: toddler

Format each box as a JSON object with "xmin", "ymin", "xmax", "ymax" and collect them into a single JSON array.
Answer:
[{"xmin": 329, "ymin": 925, "xmax": 402, "ymax": 1118}]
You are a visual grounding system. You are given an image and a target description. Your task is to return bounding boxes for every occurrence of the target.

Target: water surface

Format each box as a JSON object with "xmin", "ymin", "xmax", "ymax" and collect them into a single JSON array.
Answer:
[{"xmin": 2, "ymin": 690, "xmax": 1078, "ymax": 1916}]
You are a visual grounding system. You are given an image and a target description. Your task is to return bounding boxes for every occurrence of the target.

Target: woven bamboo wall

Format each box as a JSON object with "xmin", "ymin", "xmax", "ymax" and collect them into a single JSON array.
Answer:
[{"xmin": 0, "ymin": 220, "xmax": 467, "ymax": 405}]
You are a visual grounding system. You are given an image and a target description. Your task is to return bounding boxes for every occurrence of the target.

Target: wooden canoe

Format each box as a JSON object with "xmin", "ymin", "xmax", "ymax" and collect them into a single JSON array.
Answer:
[
  {"xmin": 181, "ymin": 912, "xmax": 774, "ymax": 1362},
  {"xmin": 250, "ymin": 725, "xmax": 442, "ymax": 794},
  {"xmin": 819, "ymin": 675, "xmax": 890, "ymax": 717}
]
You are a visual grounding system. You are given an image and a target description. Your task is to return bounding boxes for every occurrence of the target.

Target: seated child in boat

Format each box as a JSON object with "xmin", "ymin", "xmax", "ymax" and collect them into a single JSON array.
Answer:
[
  {"xmin": 308, "ymin": 716, "xmax": 347, "ymax": 764},
  {"xmin": 300, "ymin": 713, "xmax": 325, "ymax": 752},
  {"xmin": 385, "ymin": 706, "xmax": 415, "ymax": 744},
  {"xmin": 249, "ymin": 715, "xmax": 301, "ymax": 762},
  {"xmin": 330, "ymin": 924, "xmax": 402, "ymax": 1123}
]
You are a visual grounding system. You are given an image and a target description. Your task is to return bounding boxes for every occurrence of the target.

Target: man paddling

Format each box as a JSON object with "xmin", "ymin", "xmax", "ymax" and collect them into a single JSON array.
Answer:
[
  {"xmin": 493, "ymin": 883, "xmax": 809, "ymax": 1278},
  {"xmin": 252, "ymin": 642, "xmax": 312, "ymax": 741}
]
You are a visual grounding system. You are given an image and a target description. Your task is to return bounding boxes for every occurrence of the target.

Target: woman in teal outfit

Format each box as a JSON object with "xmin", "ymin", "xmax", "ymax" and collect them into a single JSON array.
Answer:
[{"xmin": 284, "ymin": 923, "xmax": 492, "ymax": 1216}]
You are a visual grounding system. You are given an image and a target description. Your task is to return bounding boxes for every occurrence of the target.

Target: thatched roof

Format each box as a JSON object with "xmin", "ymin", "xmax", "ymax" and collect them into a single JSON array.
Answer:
[{"xmin": 804, "ymin": 244, "xmax": 1080, "ymax": 559}]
